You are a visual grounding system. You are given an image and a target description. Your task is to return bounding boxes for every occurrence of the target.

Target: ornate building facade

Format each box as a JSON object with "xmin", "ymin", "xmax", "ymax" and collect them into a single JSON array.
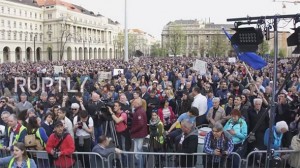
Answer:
[{"xmin": 0, "ymin": 0, "xmax": 123, "ymax": 62}]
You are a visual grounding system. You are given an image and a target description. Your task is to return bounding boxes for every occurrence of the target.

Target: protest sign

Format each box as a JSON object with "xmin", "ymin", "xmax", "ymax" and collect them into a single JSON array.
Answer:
[
  {"xmin": 98, "ymin": 71, "xmax": 112, "ymax": 82},
  {"xmin": 228, "ymin": 57, "xmax": 236, "ymax": 63},
  {"xmin": 193, "ymin": 59, "xmax": 207, "ymax": 75},
  {"xmin": 53, "ymin": 66, "xmax": 64, "ymax": 74},
  {"xmin": 113, "ymin": 69, "xmax": 124, "ymax": 76}
]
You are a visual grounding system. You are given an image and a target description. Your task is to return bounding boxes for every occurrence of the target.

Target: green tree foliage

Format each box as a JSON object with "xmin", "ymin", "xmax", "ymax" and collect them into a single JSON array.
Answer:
[
  {"xmin": 208, "ymin": 35, "xmax": 229, "ymax": 57},
  {"xmin": 165, "ymin": 24, "xmax": 186, "ymax": 56},
  {"xmin": 258, "ymin": 40, "xmax": 270, "ymax": 56}
]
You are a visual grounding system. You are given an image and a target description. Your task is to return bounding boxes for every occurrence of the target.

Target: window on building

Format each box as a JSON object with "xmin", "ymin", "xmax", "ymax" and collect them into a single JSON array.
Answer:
[
  {"xmin": 13, "ymin": 32, "xmax": 16, "ymax": 40},
  {"xmin": 19, "ymin": 22, "xmax": 22, "ymax": 28},
  {"xmin": 13, "ymin": 9, "xmax": 16, "ymax": 15},
  {"xmin": 48, "ymin": 34, "xmax": 51, "ymax": 41},
  {"xmin": 48, "ymin": 24, "xmax": 52, "ymax": 30},
  {"xmin": 40, "ymin": 34, "xmax": 42, "ymax": 41},
  {"xmin": 7, "ymin": 7, "xmax": 10, "ymax": 14},
  {"xmin": 8, "ymin": 31, "xmax": 11, "ymax": 40},
  {"xmin": 19, "ymin": 33, "xmax": 22, "ymax": 40},
  {"xmin": 30, "ymin": 24, "xmax": 32, "ymax": 30},
  {"xmin": 1, "ymin": 31, "xmax": 4, "ymax": 40},
  {"xmin": 1, "ymin": 7, "xmax": 4, "ymax": 13},
  {"xmin": 25, "ymin": 11, "xmax": 27, "ymax": 17},
  {"xmin": 25, "ymin": 23, "xmax": 27, "ymax": 29},
  {"xmin": 30, "ymin": 12, "xmax": 32, "ymax": 18},
  {"xmin": 40, "ymin": 14, "xmax": 42, "ymax": 19},
  {"xmin": 48, "ymin": 14, "xmax": 52, "ymax": 19},
  {"xmin": 40, "ymin": 25, "xmax": 42, "ymax": 30},
  {"xmin": 35, "ymin": 13, "xmax": 37, "ymax": 18},
  {"xmin": 13, "ymin": 21, "xmax": 16, "ymax": 28},
  {"xmin": 1, "ymin": 20, "xmax": 4, "ymax": 27},
  {"xmin": 30, "ymin": 34, "xmax": 32, "ymax": 41},
  {"xmin": 7, "ymin": 21, "xmax": 10, "ymax": 28},
  {"xmin": 35, "ymin": 24, "xmax": 37, "ymax": 30},
  {"xmin": 19, "ymin": 9, "xmax": 21, "ymax": 16}
]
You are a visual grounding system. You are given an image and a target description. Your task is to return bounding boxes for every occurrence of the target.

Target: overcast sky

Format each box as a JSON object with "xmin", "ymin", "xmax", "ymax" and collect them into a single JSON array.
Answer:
[{"xmin": 68, "ymin": 0, "xmax": 300, "ymax": 39}]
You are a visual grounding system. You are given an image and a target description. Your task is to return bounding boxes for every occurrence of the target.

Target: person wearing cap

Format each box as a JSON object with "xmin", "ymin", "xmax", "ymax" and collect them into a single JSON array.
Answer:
[{"xmin": 46, "ymin": 120, "xmax": 75, "ymax": 168}]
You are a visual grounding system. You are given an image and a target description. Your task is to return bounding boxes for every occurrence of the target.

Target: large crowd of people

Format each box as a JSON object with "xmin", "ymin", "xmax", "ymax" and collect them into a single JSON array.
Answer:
[{"xmin": 0, "ymin": 56, "xmax": 299, "ymax": 167}]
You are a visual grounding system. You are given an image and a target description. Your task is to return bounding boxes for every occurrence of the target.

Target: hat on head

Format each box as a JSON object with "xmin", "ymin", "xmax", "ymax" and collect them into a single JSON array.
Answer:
[
  {"xmin": 54, "ymin": 120, "xmax": 64, "ymax": 127},
  {"xmin": 71, "ymin": 103, "xmax": 80, "ymax": 109}
]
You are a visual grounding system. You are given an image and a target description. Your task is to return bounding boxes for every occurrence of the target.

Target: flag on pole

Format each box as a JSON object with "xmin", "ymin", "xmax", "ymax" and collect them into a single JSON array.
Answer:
[{"xmin": 222, "ymin": 28, "xmax": 267, "ymax": 70}]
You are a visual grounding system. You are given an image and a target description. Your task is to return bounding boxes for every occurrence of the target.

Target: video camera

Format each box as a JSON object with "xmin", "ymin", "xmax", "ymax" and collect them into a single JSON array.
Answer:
[{"xmin": 99, "ymin": 99, "xmax": 115, "ymax": 121}]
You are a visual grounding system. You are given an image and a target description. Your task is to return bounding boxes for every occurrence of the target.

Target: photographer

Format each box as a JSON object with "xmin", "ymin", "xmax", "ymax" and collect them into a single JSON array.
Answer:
[
  {"xmin": 46, "ymin": 120, "xmax": 75, "ymax": 168},
  {"xmin": 73, "ymin": 110, "xmax": 93, "ymax": 167},
  {"xmin": 203, "ymin": 122, "xmax": 234, "ymax": 168},
  {"xmin": 86, "ymin": 91, "xmax": 105, "ymax": 145},
  {"xmin": 108, "ymin": 101, "xmax": 131, "ymax": 151}
]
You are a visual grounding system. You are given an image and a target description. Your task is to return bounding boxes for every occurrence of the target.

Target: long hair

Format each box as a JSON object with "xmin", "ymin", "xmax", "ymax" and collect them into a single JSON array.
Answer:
[
  {"xmin": 14, "ymin": 142, "xmax": 29, "ymax": 160},
  {"xmin": 27, "ymin": 116, "xmax": 39, "ymax": 133}
]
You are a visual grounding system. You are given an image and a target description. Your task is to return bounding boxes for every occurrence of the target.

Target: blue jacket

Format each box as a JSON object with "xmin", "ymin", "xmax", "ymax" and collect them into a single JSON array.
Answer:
[
  {"xmin": 224, "ymin": 118, "xmax": 248, "ymax": 144},
  {"xmin": 264, "ymin": 126, "xmax": 283, "ymax": 150}
]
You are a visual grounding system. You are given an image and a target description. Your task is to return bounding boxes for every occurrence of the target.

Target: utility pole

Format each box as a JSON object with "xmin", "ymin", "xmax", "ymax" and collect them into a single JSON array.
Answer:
[{"xmin": 124, "ymin": 0, "xmax": 129, "ymax": 62}]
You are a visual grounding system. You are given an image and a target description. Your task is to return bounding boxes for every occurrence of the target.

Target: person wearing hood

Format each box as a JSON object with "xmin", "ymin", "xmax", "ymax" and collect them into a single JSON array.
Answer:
[
  {"xmin": 177, "ymin": 119, "xmax": 198, "ymax": 168},
  {"xmin": 46, "ymin": 120, "xmax": 75, "ymax": 168}
]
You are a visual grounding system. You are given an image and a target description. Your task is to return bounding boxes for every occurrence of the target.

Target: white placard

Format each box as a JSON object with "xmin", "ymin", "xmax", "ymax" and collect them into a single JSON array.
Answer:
[
  {"xmin": 113, "ymin": 69, "xmax": 124, "ymax": 76},
  {"xmin": 98, "ymin": 71, "xmax": 112, "ymax": 82},
  {"xmin": 228, "ymin": 57, "xmax": 236, "ymax": 63},
  {"xmin": 193, "ymin": 59, "xmax": 207, "ymax": 75},
  {"xmin": 280, "ymin": 59, "xmax": 288, "ymax": 64},
  {"xmin": 53, "ymin": 66, "xmax": 64, "ymax": 74}
]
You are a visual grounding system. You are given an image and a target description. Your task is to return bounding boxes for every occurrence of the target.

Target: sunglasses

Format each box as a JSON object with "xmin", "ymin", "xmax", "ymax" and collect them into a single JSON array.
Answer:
[
  {"xmin": 0, "ymin": 101, "xmax": 6, "ymax": 103},
  {"xmin": 71, "ymin": 109, "xmax": 78, "ymax": 111}
]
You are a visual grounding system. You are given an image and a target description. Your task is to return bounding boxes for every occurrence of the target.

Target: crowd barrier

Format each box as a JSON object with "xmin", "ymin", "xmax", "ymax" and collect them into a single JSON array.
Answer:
[{"xmin": 0, "ymin": 149, "xmax": 299, "ymax": 168}]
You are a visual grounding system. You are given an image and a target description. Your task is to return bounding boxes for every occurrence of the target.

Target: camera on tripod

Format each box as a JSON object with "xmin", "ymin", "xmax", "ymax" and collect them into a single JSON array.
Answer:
[{"xmin": 100, "ymin": 99, "xmax": 115, "ymax": 121}]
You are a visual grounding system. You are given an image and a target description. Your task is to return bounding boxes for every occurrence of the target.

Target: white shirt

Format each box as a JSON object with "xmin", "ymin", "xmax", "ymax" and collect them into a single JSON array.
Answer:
[
  {"xmin": 73, "ymin": 116, "xmax": 94, "ymax": 137},
  {"xmin": 192, "ymin": 93, "xmax": 207, "ymax": 116},
  {"xmin": 64, "ymin": 117, "xmax": 74, "ymax": 139}
]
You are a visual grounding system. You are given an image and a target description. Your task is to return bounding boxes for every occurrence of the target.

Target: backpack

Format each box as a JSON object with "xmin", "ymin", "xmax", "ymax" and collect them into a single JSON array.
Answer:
[
  {"xmin": 24, "ymin": 129, "xmax": 44, "ymax": 150},
  {"xmin": 122, "ymin": 111, "xmax": 133, "ymax": 129}
]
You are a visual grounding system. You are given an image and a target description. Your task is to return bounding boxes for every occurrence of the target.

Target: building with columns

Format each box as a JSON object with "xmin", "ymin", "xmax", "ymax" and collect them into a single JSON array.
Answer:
[
  {"xmin": 0, "ymin": 0, "xmax": 123, "ymax": 63},
  {"xmin": 161, "ymin": 19, "xmax": 290, "ymax": 57},
  {"xmin": 128, "ymin": 29, "xmax": 156, "ymax": 57}
]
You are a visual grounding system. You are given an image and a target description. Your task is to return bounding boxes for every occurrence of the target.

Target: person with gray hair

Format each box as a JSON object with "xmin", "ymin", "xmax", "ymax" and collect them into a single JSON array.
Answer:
[
  {"xmin": 203, "ymin": 122, "xmax": 234, "ymax": 167},
  {"xmin": 206, "ymin": 97, "xmax": 226, "ymax": 128},
  {"xmin": 177, "ymin": 119, "xmax": 198, "ymax": 167},
  {"xmin": 3, "ymin": 114, "xmax": 27, "ymax": 151},
  {"xmin": 264, "ymin": 121, "xmax": 288, "ymax": 156},
  {"xmin": 16, "ymin": 93, "xmax": 33, "ymax": 113},
  {"xmin": 247, "ymin": 97, "xmax": 269, "ymax": 152}
]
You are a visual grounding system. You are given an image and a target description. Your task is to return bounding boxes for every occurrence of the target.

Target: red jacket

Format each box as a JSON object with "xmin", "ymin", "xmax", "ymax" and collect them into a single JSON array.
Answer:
[
  {"xmin": 46, "ymin": 133, "xmax": 75, "ymax": 168},
  {"xmin": 130, "ymin": 106, "xmax": 148, "ymax": 139},
  {"xmin": 157, "ymin": 106, "xmax": 176, "ymax": 124}
]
